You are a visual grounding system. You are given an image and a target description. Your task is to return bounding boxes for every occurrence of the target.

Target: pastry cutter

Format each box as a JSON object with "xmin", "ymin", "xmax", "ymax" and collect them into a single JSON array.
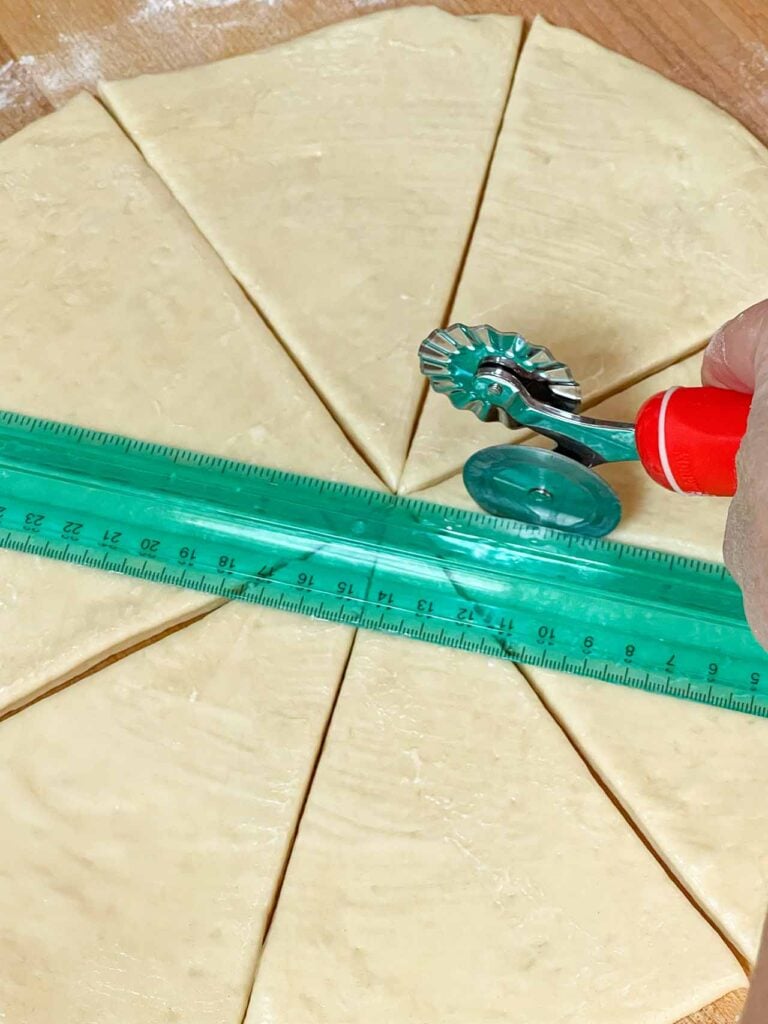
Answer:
[{"xmin": 419, "ymin": 324, "xmax": 752, "ymax": 536}]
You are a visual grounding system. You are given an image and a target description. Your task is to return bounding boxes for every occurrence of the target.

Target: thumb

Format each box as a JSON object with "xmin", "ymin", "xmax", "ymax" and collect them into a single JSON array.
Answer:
[{"xmin": 702, "ymin": 298, "xmax": 768, "ymax": 393}]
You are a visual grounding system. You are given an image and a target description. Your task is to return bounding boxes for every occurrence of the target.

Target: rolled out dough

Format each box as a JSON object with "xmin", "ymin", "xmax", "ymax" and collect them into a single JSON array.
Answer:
[
  {"xmin": 0, "ymin": 603, "xmax": 355, "ymax": 1022},
  {"xmin": 0, "ymin": 12, "xmax": 760, "ymax": 1021},
  {"xmin": 247, "ymin": 632, "xmax": 744, "ymax": 1023},
  {"xmin": 99, "ymin": 8, "xmax": 523, "ymax": 489},
  {"xmin": 402, "ymin": 16, "xmax": 768, "ymax": 493},
  {"xmin": 0, "ymin": 92, "xmax": 374, "ymax": 715}
]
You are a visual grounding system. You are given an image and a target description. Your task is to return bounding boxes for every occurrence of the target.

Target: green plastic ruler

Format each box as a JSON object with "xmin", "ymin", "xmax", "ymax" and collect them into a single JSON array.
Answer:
[{"xmin": 0, "ymin": 409, "xmax": 765, "ymax": 717}]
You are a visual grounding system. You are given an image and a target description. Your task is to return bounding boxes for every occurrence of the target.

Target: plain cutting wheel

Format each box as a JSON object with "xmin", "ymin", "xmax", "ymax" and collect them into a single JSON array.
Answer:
[{"xmin": 462, "ymin": 445, "xmax": 622, "ymax": 537}]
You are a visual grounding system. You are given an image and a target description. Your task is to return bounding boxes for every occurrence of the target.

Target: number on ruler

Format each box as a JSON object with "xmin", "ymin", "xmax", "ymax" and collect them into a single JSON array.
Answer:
[
  {"xmin": 24, "ymin": 512, "xmax": 44, "ymax": 532},
  {"xmin": 178, "ymin": 546, "xmax": 196, "ymax": 566},
  {"xmin": 62, "ymin": 521, "xmax": 83, "ymax": 539},
  {"xmin": 140, "ymin": 537, "xmax": 160, "ymax": 555},
  {"xmin": 101, "ymin": 529, "xmax": 122, "ymax": 547},
  {"xmin": 537, "ymin": 625, "xmax": 555, "ymax": 646}
]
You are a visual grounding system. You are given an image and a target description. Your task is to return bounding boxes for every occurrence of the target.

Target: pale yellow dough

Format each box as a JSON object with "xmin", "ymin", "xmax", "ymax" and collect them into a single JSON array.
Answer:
[
  {"xmin": 0, "ymin": 92, "xmax": 374, "ymax": 714},
  {"xmin": 247, "ymin": 633, "xmax": 744, "ymax": 1023},
  {"xmin": 0, "ymin": 12, "xmax": 759, "ymax": 1022},
  {"xmin": 526, "ymin": 666, "xmax": 768, "ymax": 963},
  {"xmin": 0, "ymin": 603, "xmax": 355, "ymax": 1022},
  {"xmin": 402, "ymin": 16, "xmax": 768, "ymax": 492},
  {"xmin": 99, "ymin": 8, "xmax": 523, "ymax": 488}
]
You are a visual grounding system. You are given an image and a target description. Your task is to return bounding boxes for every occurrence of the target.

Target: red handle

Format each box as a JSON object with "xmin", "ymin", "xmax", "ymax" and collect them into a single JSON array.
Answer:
[{"xmin": 635, "ymin": 386, "xmax": 751, "ymax": 496}]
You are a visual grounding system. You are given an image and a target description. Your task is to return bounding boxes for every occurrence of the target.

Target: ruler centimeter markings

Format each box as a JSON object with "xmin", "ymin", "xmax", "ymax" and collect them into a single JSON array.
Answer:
[{"xmin": 0, "ymin": 409, "xmax": 766, "ymax": 717}]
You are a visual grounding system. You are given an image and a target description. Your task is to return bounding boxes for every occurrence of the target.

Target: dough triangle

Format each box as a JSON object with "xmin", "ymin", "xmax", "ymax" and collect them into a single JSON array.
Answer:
[
  {"xmin": 401, "ymin": 17, "xmax": 768, "ymax": 493},
  {"xmin": 526, "ymin": 655, "xmax": 768, "ymax": 964},
  {"xmin": 0, "ymin": 93, "xmax": 374, "ymax": 714},
  {"xmin": 99, "ymin": 8, "xmax": 523, "ymax": 488},
  {"xmin": 0, "ymin": 602, "xmax": 356, "ymax": 1022},
  {"xmin": 246, "ymin": 631, "xmax": 744, "ymax": 1023}
]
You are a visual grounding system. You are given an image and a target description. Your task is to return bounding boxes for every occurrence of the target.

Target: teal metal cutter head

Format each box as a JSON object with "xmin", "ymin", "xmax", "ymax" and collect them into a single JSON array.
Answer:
[{"xmin": 418, "ymin": 324, "xmax": 640, "ymax": 537}]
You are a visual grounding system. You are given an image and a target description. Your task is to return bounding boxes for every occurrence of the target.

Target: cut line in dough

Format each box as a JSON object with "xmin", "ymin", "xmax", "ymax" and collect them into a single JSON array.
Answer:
[
  {"xmin": 401, "ymin": 17, "xmax": 768, "ymax": 493},
  {"xmin": 0, "ymin": 602, "xmax": 356, "ymax": 1022},
  {"xmin": 99, "ymin": 8, "xmax": 524, "ymax": 489},
  {"xmin": 246, "ymin": 631, "xmax": 744, "ymax": 1023},
  {"xmin": 0, "ymin": 92, "xmax": 374, "ymax": 716}
]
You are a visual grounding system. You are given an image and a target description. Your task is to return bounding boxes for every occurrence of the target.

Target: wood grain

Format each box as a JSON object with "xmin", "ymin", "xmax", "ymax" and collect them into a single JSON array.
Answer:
[
  {"xmin": 675, "ymin": 988, "xmax": 747, "ymax": 1024},
  {"xmin": 0, "ymin": 33, "xmax": 51, "ymax": 139},
  {"xmin": 0, "ymin": 2, "xmax": 762, "ymax": 1021}
]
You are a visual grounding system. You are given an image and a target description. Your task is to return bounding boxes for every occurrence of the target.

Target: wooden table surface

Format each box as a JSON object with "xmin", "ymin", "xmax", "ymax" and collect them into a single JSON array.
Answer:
[{"xmin": 0, "ymin": 1, "xmax": 763, "ymax": 1021}]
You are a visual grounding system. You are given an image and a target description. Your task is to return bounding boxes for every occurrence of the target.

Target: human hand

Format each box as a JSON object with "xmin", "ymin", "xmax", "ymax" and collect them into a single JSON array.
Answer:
[
  {"xmin": 704, "ymin": 300, "xmax": 768, "ymax": 1021},
  {"xmin": 702, "ymin": 299, "xmax": 768, "ymax": 649}
]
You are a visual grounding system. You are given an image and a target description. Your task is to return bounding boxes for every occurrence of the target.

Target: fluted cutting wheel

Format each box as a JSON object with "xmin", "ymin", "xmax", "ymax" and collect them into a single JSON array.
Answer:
[{"xmin": 418, "ymin": 323, "xmax": 581, "ymax": 429}]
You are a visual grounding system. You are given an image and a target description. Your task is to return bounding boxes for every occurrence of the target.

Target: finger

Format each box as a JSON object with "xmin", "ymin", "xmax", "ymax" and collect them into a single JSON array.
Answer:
[
  {"xmin": 702, "ymin": 298, "xmax": 768, "ymax": 392},
  {"xmin": 725, "ymin": 484, "xmax": 768, "ymax": 650},
  {"xmin": 723, "ymin": 380, "xmax": 768, "ymax": 649}
]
